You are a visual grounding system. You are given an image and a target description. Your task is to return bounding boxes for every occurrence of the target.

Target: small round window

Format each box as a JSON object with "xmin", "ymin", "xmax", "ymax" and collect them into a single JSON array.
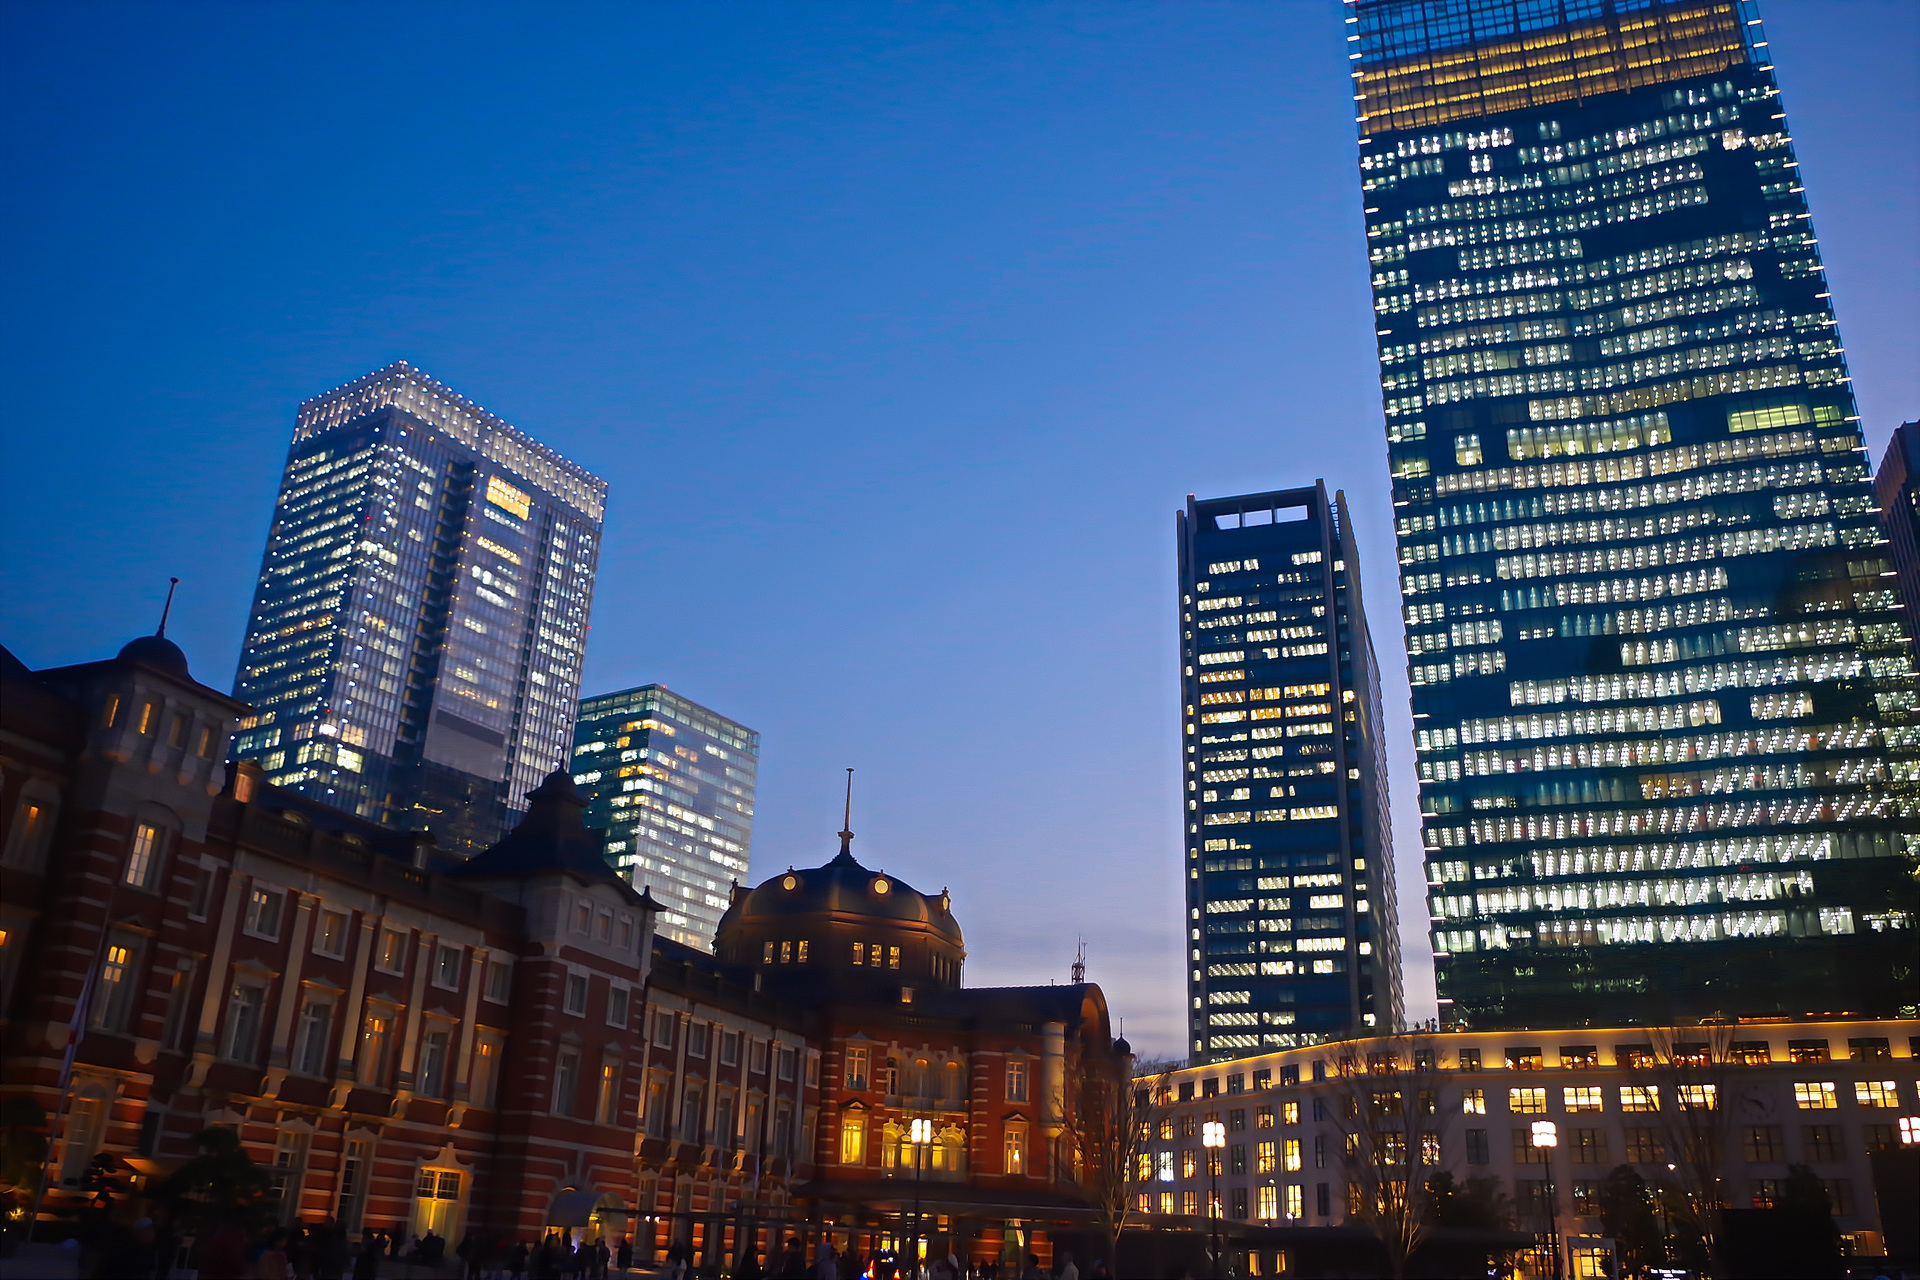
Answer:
[
  {"xmin": 782, "ymin": 874, "xmax": 798, "ymax": 890},
  {"xmin": 873, "ymin": 878, "xmax": 891, "ymax": 895}
]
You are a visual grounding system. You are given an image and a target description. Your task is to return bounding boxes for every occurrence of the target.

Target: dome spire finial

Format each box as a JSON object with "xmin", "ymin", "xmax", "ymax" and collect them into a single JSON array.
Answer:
[
  {"xmin": 837, "ymin": 767, "xmax": 855, "ymax": 856},
  {"xmin": 156, "ymin": 577, "xmax": 180, "ymax": 637}
]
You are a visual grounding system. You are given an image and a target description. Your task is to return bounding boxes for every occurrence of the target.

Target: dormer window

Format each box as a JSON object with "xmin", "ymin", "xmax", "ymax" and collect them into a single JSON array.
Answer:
[
  {"xmin": 595, "ymin": 909, "xmax": 612, "ymax": 942},
  {"xmin": 572, "ymin": 900, "xmax": 592, "ymax": 934}
]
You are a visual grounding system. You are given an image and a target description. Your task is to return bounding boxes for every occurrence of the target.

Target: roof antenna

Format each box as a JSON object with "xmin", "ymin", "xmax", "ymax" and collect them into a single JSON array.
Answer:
[
  {"xmin": 838, "ymin": 767, "xmax": 855, "ymax": 856},
  {"xmin": 156, "ymin": 577, "xmax": 180, "ymax": 637},
  {"xmin": 1071, "ymin": 937, "xmax": 1087, "ymax": 985}
]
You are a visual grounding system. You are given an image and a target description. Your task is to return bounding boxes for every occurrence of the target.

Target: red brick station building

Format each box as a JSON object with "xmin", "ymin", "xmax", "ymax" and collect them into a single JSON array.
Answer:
[{"xmin": 0, "ymin": 631, "xmax": 1127, "ymax": 1269}]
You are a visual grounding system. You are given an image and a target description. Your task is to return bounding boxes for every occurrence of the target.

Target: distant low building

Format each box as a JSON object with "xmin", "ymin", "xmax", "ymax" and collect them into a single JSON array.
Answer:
[
  {"xmin": 571, "ymin": 685, "xmax": 758, "ymax": 950},
  {"xmin": 1140, "ymin": 1021, "xmax": 1919, "ymax": 1275}
]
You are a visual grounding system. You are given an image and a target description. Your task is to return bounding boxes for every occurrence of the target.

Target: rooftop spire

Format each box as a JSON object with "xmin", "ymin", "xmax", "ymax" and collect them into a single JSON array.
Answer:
[
  {"xmin": 156, "ymin": 577, "xmax": 179, "ymax": 637},
  {"xmin": 838, "ymin": 767, "xmax": 855, "ymax": 856}
]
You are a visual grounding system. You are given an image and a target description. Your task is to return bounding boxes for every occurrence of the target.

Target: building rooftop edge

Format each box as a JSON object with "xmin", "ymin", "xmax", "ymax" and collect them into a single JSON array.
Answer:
[{"xmin": 297, "ymin": 359, "xmax": 608, "ymax": 497}]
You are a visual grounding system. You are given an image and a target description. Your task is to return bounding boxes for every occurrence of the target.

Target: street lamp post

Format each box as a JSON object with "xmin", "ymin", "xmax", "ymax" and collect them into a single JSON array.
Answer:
[
  {"xmin": 1532, "ymin": 1121, "xmax": 1562, "ymax": 1280},
  {"xmin": 1202, "ymin": 1120, "xmax": 1226, "ymax": 1280},
  {"xmin": 908, "ymin": 1117, "xmax": 932, "ymax": 1280}
]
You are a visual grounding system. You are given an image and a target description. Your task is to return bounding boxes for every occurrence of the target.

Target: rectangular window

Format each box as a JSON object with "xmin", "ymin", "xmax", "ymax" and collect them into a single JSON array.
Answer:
[
  {"xmin": 1004, "ymin": 1124, "xmax": 1027, "ymax": 1175},
  {"xmin": 553, "ymin": 1048, "xmax": 580, "ymax": 1116},
  {"xmin": 1283, "ymin": 1138, "xmax": 1302, "ymax": 1172},
  {"xmin": 1742, "ymin": 1125, "xmax": 1784, "ymax": 1163},
  {"xmin": 1509, "ymin": 1087, "xmax": 1547, "ymax": 1114},
  {"xmin": 679, "ymin": 1088, "xmax": 703, "ymax": 1142},
  {"xmin": 1256, "ymin": 1141, "xmax": 1276, "ymax": 1174},
  {"xmin": 840, "ymin": 1112, "xmax": 867, "ymax": 1164},
  {"xmin": 1512, "ymin": 1128, "xmax": 1547, "ymax": 1165},
  {"xmin": 1230, "ymin": 1187, "xmax": 1248, "ymax": 1220},
  {"xmin": 1462, "ymin": 1088, "xmax": 1486, "ymax": 1114},
  {"xmin": 90, "ymin": 936, "xmax": 138, "ymax": 1033},
  {"xmin": 1803, "ymin": 1125, "xmax": 1844, "ymax": 1162},
  {"xmin": 720, "ymin": 1030, "xmax": 740, "ymax": 1066},
  {"xmin": 433, "ymin": 945, "xmax": 462, "ymax": 990},
  {"xmin": 1258, "ymin": 1185, "xmax": 1279, "ymax": 1220},
  {"xmin": 888, "ymin": 945, "xmax": 900, "ymax": 969},
  {"xmin": 418, "ymin": 1029, "xmax": 450, "ymax": 1098},
  {"xmin": 1678, "ymin": 1084, "xmax": 1717, "ymax": 1111},
  {"xmin": 161, "ymin": 958, "xmax": 198, "ymax": 1050},
  {"xmin": 653, "ymin": 1014, "xmax": 676, "ymax": 1049},
  {"xmin": 125, "ymin": 823, "xmax": 163, "ymax": 888},
  {"xmin": 845, "ymin": 1046, "xmax": 870, "ymax": 1091},
  {"xmin": 225, "ymin": 983, "xmax": 264, "ymax": 1062},
  {"xmin": 1620, "ymin": 1085, "xmax": 1660, "ymax": 1112},
  {"xmin": 1625, "ymin": 1128, "xmax": 1663, "ymax": 1163},
  {"xmin": 598, "ymin": 1060, "xmax": 620, "ymax": 1124},
  {"xmin": 1787, "ymin": 1039, "xmax": 1830, "ymax": 1064},
  {"xmin": 778, "ymin": 1046, "xmax": 797, "ymax": 1082},
  {"xmin": 1564, "ymin": 1086, "xmax": 1603, "ymax": 1112},
  {"xmin": 749, "ymin": 1038, "xmax": 768, "ymax": 1074},
  {"xmin": 187, "ymin": 865, "xmax": 215, "ymax": 920},
  {"xmin": 1568, "ymin": 1128, "xmax": 1607, "ymax": 1165},
  {"xmin": 564, "ymin": 972, "xmax": 588, "ymax": 1016},
  {"xmin": 1007, "ymin": 1061, "xmax": 1030, "ymax": 1103},
  {"xmin": 471, "ymin": 1035, "xmax": 502, "ymax": 1109},
  {"xmin": 1794, "ymin": 1082, "xmax": 1838, "ymax": 1110},
  {"xmin": 1285, "ymin": 1183, "xmax": 1304, "ymax": 1219},
  {"xmin": 338, "ymin": 1140, "xmax": 369, "ymax": 1229},
  {"xmin": 484, "ymin": 958, "xmax": 512, "ymax": 1002},
  {"xmin": 607, "ymin": 985, "xmax": 630, "ymax": 1028},
  {"xmin": 314, "ymin": 910, "xmax": 350, "ymax": 958},
  {"xmin": 359, "ymin": 1011, "xmax": 391, "ymax": 1086},
  {"xmin": 1229, "ymin": 1144, "xmax": 1246, "ymax": 1175},
  {"xmin": 293, "ymin": 1001, "xmax": 333, "ymax": 1075},
  {"xmin": 244, "ymin": 887, "xmax": 285, "ymax": 940},
  {"xmin": 1465, "ymin": 1129, "xmax": 1489, "ymax": 1165},
  {"xmin": 377, "ymin": 929, "xmax": 407, "ymax": 974},
  {"xmin": 1854, "ymin": 1081, "xmax": 1898, "ymax": 1108},
  {"xmin": 687, "ymin": 1022, "xmax": 710, "ymax": 1058}
]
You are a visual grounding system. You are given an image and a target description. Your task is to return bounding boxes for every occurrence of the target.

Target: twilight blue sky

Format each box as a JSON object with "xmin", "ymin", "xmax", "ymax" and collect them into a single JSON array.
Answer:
[{"xmin": 3, "ymin": 2, "xmax": 1914, "ymax": 1057}]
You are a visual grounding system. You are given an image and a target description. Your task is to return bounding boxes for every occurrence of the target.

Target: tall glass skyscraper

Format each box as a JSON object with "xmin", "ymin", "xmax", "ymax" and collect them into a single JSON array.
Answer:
[
  {"xmin": 570, "ymin": 685, "xmax": 758, "ymax": 950},
  {"xmin": 232, "ymin": 362, "xmax": 605, "ymax": 854},
  {"xmin": 1178, "ymin": 483, "xmax": 1403, "ymax": 1061},
  {"xmin": 1350, "ymin": 0, "xmax": 1917, "ymax": 1026}
]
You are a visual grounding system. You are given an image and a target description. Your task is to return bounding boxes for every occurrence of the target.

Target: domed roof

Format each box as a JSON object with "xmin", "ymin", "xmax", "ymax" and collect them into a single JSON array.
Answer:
[
  {"xmin": 116, "ymin": 634, "xmax": 192, "ymax": 680},
  {"xmin": 724, "ymin": 846, "xmax": 962, "ymax": 943}
]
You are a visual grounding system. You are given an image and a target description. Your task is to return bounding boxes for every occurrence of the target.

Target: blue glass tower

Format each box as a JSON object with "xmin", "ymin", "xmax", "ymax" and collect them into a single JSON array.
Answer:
[
  {"xmin": 1350, "ymin": 0, "xmax": 1917, "ymax": 1026},
  {"xmin": 232, "ymin": 362, "xmax": 605, "ymax": 854},
  {"xmin": 1179, "ymin": 483, "xmax": 1404, "ymax": 1061},
  {"xmin": 570, "ymin": 685, "xmax": 759, "ymax": 951}
]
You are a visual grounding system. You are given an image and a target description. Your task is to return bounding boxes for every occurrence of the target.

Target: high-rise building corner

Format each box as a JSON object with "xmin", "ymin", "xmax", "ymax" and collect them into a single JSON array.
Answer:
[
  {"xmin": 1178, "ymin": 482, "xmax": 1404, "ymax": 1062},
  {"xmin": 1350, "ymin": 0, "xmax": 1918, "ymax": 1027},
  {"xmin": 570, "ymin": 685, "xmax": 759, "ymax": 951},
  {"xmin": 232, "ymin": 361, "xmax": 606, "ymax": 855}
]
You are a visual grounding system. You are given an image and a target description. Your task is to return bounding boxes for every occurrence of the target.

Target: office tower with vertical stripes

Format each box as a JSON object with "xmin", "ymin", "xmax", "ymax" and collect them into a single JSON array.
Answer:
[
  {"xmin": 1349, "ymin": 0, "xmax": 1916, "ymax": 1026},
  {"xmin": 1178, "ymin": 483, "xmax": 1403, "ymax": 1061},
  {"xmin": 232, "ymin": 362, "xmax": 606, "ymax": 855}
]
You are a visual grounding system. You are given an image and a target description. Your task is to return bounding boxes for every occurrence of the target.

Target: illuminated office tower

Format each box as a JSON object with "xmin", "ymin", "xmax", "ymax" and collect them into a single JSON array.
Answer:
[
  {"xmin": 570, "ymin": 685, "xmax": 758, "ymax": 950},
  {"xmin": 1350, "ymin": 0, "xmax": 1917, "ymax": 1026},
  {"xmin": 232, "ymin": 362, "xmax": 605, "ymax": 854},
  {"xmin": 1177, "ymin": 483, "xmax": 1403, "ymax": 1062}
]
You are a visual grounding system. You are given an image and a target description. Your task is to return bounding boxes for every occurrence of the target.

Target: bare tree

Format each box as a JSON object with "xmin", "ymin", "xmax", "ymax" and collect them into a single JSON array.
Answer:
[
  {"xmin": 1330, "ymin": 1034, "xmax": 1450, "ymax": 1280},
  {"xmin": 1625, "ymin": 1025, "xmax": 1736, "ymax": 1272},
  {"xmin": 1058, "ymin": 1053, "xmax": 1174, "ymax": 1268}
]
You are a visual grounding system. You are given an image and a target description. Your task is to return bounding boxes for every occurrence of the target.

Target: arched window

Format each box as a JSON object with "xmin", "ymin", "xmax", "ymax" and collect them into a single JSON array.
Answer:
[
  {"xmin": 932, "ymin": 1124, "xmax": 966, "ymax": 1173},
  {"xmin": 3, "ymin": 781, "xmax": 60, "ymax": 872}
]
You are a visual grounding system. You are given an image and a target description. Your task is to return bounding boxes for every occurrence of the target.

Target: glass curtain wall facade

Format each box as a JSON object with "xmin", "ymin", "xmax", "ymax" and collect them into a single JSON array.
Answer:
[
  {"xmin": 571, "ymin": 685, "xmax": 758, "ymax": 950},
  {"xmin": 1873, "ymin": 422, "xmax": 1920, "ymax": 668},
  {"xmin": 1178, "ymin": 483, "xmax": 1404, "ymax": 1062},
  {"xmin": 232, "ymin": 362, "xmax": 605, "ymax": 855},
  {"xmin": 1350, "ymin": 0, "xmax": 1918, "ymax": 1026}
]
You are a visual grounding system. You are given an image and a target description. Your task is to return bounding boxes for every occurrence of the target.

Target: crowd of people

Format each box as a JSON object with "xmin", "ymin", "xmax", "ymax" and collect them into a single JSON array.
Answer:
[{"xmin": 722, "ymin": 1240, "xmax": 1110, "ymax": 1280}]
